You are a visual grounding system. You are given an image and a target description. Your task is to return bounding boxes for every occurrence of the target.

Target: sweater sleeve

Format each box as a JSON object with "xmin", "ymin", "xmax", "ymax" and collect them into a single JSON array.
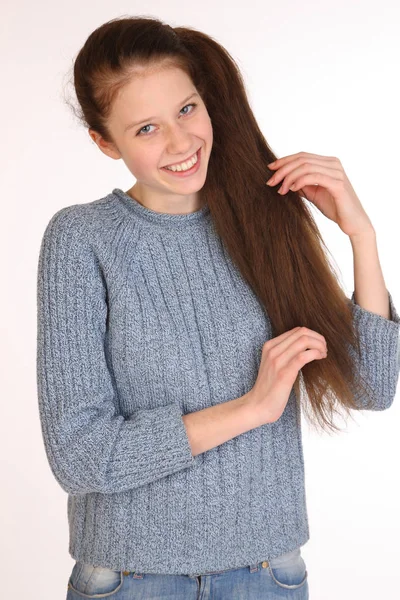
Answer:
[
  {"xmin": 348, "ymin": 290, "xmax": 400, "ymax": 410},
  {"xmin": 36, "ymin": 206, "xmax": 195, "ymax": 496}
]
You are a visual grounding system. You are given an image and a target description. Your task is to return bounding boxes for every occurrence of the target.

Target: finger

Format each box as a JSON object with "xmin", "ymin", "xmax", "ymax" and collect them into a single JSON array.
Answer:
[
  {"xmin": 268, "ymin": 326, "xmax": 326, "ymax": 352},
  {"xmin": 271, "ymin": 163, "xmax": 342, "ymax": 192},
  {"xmin": 268, "ymin": 152, "xmax": 339, "ymax": 168},
  {"xmin": 269, "ymin": 329, "xmax": 327, "ymax": 370},
  {"xmin": 279, "ymin": 166, "xmax": 343, "ymax": 194},
  {"xmin": 266, "ymin": 156, "xmax": 340, "ymax": 186},
  {"xmin": 285, "ymin": 171, "xmax": 343, "ymax": 195}
]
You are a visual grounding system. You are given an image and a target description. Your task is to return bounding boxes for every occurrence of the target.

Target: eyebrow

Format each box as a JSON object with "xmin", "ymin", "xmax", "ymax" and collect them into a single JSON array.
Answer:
[{"xmin": 124, "ymin": 92, "xmax": 199, "ymax": 133}]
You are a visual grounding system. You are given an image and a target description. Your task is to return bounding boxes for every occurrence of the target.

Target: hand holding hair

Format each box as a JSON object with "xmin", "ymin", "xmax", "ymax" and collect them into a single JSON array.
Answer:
[{"xmin": 266, "ymin": 151, "xmax": 375, "ymax": 239}]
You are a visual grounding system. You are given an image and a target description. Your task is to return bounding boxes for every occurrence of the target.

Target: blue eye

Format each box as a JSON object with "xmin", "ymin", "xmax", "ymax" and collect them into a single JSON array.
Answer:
[{"xmin": 136, "ymin": 103, "xmax": 198, "ymax": 136}]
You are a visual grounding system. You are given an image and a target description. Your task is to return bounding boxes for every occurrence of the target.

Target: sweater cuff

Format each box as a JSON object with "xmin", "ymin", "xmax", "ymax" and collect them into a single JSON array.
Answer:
[
  {"xmin": 350, "ymin": 289, "xmax": 400, "ymax": 325},
  {"xmin": 348, "ymin": 289, "xmax": 400, "ymax": 410}
]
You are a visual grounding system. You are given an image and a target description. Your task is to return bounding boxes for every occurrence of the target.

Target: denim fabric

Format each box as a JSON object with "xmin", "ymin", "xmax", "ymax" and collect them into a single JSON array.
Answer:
[{"xmin": 66, "ymin": 547, "xmax": 308, "ymax": 599}]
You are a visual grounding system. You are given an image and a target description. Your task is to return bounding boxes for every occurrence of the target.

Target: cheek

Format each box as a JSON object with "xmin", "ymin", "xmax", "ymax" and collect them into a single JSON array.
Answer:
[
  {"xmin": 202, "ymin": 114, "xmax": 213, "ymax": 146},
  {"xmin": 208, "ymin": 121, "xmax": 213, "ymax": 146},
  {"xmin": 190, "ymin": 115, "xmax": 213, "ymax": 149},
  {"xmin": 127, "ymin": 149, "xmax": 161, "ymax": 177}
]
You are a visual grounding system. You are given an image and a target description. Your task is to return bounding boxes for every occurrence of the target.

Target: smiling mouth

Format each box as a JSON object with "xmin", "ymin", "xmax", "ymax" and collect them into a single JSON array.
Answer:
[{"xmin": 162, "ymin": 149, "xmax": 200, "ymax": 169}]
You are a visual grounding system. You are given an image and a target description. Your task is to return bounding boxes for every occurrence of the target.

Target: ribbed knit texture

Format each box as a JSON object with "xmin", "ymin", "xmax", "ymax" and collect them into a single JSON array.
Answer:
[{"xmin": 36, "ymin": 188, "xmax": 400, "ymax": 576}]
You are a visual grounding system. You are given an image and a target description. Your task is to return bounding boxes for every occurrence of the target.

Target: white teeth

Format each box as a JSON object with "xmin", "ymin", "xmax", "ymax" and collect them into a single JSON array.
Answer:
[{"xmin": 165, "ymin": 151, "xmax": 198, "ymax": 172}]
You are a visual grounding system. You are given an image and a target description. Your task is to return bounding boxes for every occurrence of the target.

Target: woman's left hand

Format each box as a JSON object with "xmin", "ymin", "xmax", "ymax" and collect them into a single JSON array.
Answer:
[{"xmin": 266, "ymin": 151, "xmax": 375, "ymax": 238}]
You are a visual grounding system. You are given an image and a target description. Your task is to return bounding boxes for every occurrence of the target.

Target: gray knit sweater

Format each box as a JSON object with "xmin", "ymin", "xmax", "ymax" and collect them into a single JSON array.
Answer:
[{"xmin": 36, "ymin": 187, "xmax": 400, "ymax": 576}]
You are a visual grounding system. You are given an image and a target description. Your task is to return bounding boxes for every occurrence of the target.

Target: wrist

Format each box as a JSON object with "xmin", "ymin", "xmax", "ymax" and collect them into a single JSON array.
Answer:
[
  {"xmin": 244, "ymin": 389, "xmax": 274, "ymax": 426},
  {"xmin": 349, "ymin": 227, "xmax": 376, "ymax": 245}
]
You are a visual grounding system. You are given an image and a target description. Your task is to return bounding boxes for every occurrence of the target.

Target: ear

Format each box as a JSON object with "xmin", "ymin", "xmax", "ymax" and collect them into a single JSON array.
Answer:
[{"xmin": 88, "ymin": 129, "xmax": 122, "ymax": 160}]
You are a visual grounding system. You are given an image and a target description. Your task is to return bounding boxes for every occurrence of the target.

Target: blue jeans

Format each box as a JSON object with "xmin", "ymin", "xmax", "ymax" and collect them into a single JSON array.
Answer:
[{"xmin": 66, "ymin": 547, "xmax": 308, "ymax": 599}]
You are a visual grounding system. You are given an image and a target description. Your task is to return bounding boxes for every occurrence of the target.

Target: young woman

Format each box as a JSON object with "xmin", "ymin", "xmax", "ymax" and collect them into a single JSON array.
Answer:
[{"xmin": 36, "ymin": 16, "xmax": 400, "ymax": 600}]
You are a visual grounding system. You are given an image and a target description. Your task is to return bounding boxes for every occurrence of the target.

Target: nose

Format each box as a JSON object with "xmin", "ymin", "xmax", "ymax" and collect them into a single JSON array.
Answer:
[{"xmin": 165, "ymin": 124, "xmax": 194, "ymax": 156}]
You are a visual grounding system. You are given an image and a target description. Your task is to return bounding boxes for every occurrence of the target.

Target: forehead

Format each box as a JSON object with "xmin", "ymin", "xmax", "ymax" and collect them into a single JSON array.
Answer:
[{"xmin": 113, "ymin": 65, "xmax": 195, "ymax": 118}]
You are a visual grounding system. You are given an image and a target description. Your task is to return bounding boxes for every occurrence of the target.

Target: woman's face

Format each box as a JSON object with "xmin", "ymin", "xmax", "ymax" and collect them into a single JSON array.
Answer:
[{"xmin": 90, "ymin": 64, "xmax": 214, "ymax": 214}]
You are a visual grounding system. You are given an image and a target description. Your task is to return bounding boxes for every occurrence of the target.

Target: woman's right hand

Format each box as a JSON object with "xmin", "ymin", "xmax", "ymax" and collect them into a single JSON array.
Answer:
[{"xmin": 249, "ymin": 326, "xmax": 328, "ymax": 424}]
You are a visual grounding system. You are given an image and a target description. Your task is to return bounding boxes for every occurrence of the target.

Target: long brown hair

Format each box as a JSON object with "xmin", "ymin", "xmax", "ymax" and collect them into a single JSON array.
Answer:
[{"xmin": 65, "ymin": 16, "xmax": 376, "ymax": 434}]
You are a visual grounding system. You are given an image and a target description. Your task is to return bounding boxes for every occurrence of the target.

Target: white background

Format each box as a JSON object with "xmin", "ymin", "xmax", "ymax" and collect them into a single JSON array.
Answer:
[{"xmin": 1, "ymin": 0, "xmax": 399, "ymax": 598}]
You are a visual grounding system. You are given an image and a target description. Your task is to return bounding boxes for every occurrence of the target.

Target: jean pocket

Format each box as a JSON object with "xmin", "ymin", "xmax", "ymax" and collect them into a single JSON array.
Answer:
[
  {"xmin": 268, "ymin": 548, "xmax": 308, "ymax": 590},
  {"xmin": 68, "ymin": 561, "xmax": 124, "ymax": 598}
]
